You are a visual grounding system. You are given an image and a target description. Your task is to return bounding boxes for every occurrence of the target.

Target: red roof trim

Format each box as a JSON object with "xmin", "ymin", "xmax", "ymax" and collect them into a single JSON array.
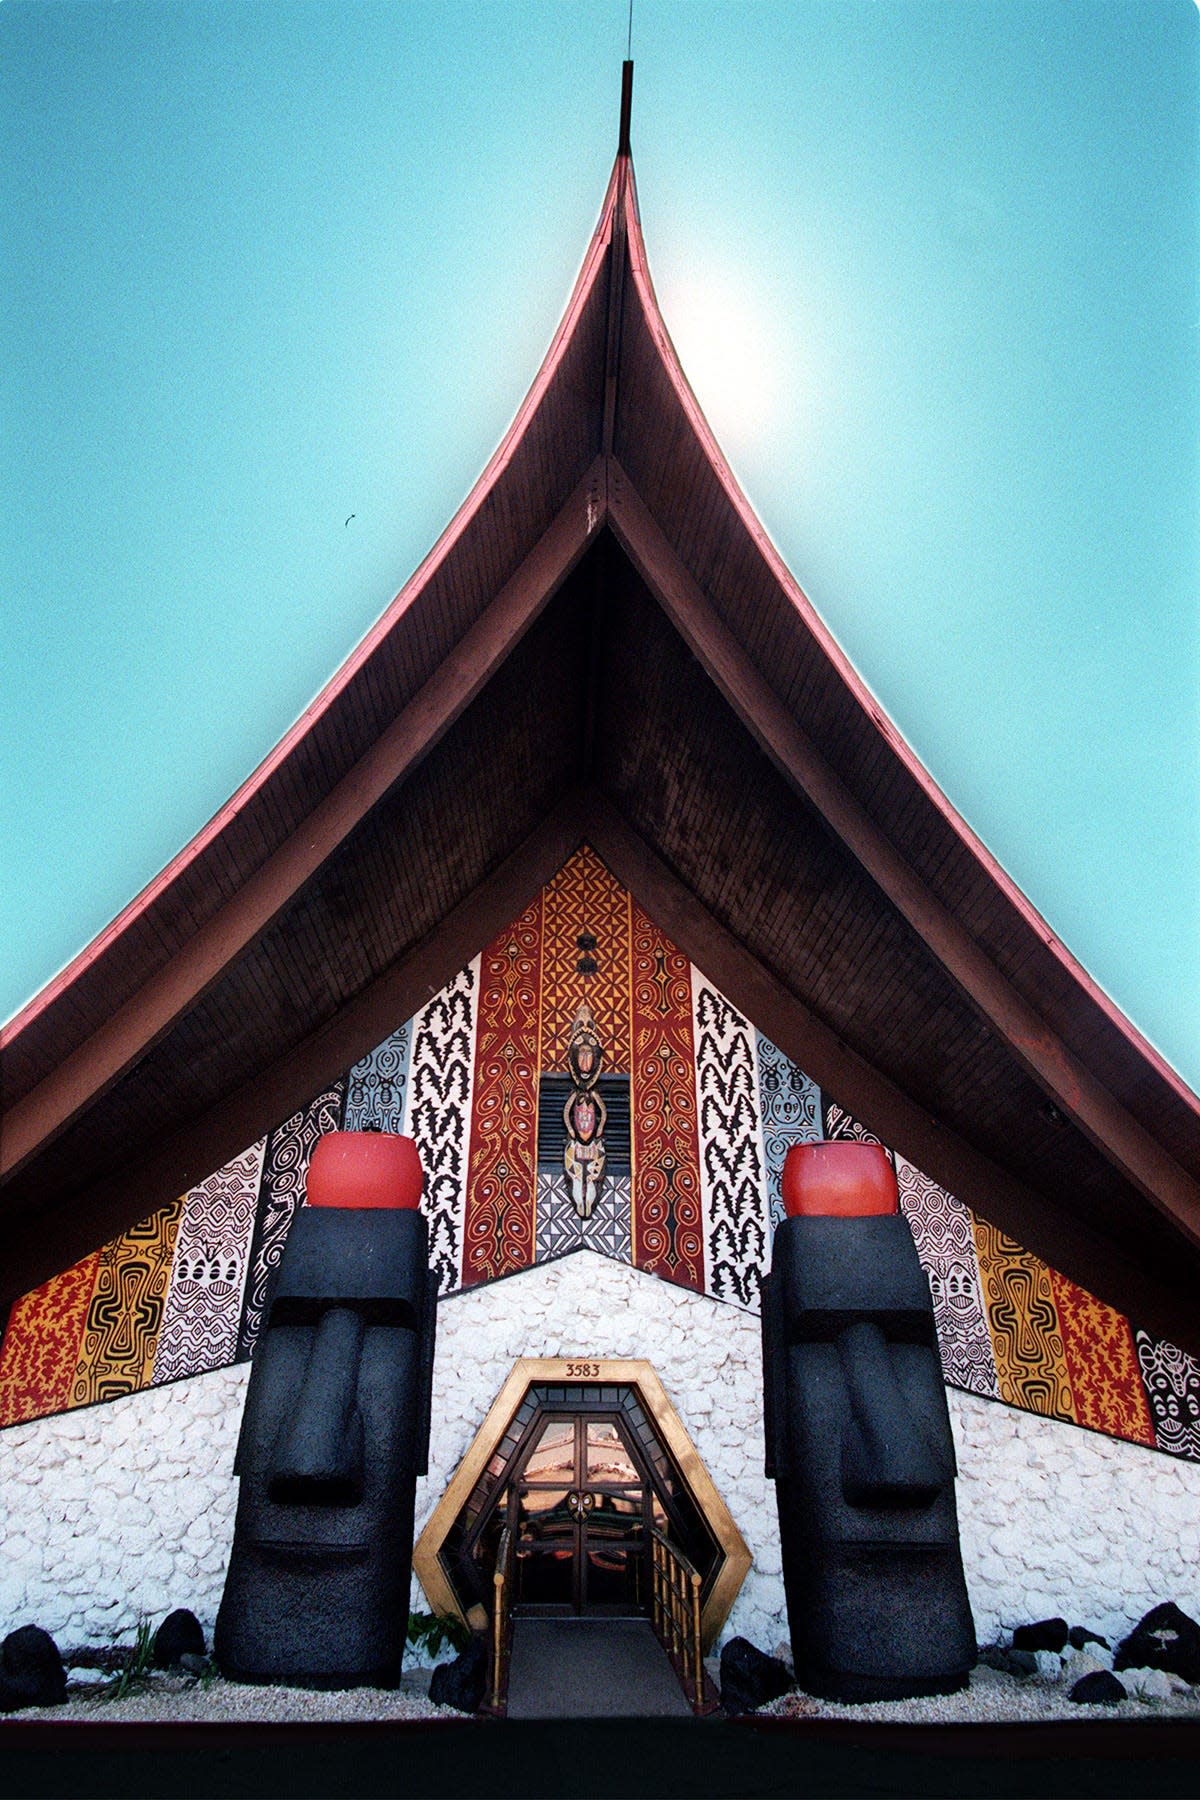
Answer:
[
  {"xmin": 2, "ymin": 164, "xmax": 622, "ymax": 1052},
  {"xmin": 619, "ymin": 172, "xmax": 1200, "ymax": 1115}
]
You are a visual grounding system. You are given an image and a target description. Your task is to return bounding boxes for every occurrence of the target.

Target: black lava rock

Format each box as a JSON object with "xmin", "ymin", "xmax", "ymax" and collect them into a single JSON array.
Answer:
[
  {"xmin": 719, "ymin": 1637, "xmax": 793, "ymax": 1715},
  {"xmin": 154, "ymin": 1609, "xmax": 206, "ymax": 1669},
  {"xmin": 1068, "ymin": 1626, "xmax": 1109, "ymax": 1652},
  {"xmin": 429, "ymin": 1637, "xmax": 488, "ymax": 1713},
  {"xmin": 978, "ymin": 1644, "xmax": 1038, "ymax": 1679},
  {"xmin": 1012, "ymin": 1617, "xmax": 1069, "ymax": 1653},
  {"xmin": 1114, "ymin": 1603, "xmax": 1200, "ymax": 1685},
  {"xmin": 0, "ymin": 1627, "xmax": 66, "ymax": 1712},
  {"xmin": 1069, "ymin": 1670, "xmax": 1126, "ymax": 1706}
]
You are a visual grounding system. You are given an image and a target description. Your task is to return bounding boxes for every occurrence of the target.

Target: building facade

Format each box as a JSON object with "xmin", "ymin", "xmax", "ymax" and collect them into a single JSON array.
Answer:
[{"xmin": 3, "ymin": 88, "xmax": 1199, "ymax": 1665}]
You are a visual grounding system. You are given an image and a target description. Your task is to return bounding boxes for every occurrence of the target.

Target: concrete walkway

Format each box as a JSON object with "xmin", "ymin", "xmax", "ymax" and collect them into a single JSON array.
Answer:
[{"xmin": 505, "ymin": 1617, "xmax": 693, "ymax": 1719}]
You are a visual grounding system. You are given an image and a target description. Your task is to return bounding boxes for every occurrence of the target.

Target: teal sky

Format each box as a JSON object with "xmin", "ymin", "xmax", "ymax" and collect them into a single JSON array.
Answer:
[{"xmin": 3, "ymin": 0, "xmax": 1198, "ymax": 1091}]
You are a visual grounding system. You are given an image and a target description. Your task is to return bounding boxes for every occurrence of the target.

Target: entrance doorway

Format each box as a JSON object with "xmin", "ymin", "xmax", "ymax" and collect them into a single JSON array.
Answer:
[
  {"xmin": 511, "ymin": 1411, "xmax": 651, "ymax": 1615},
  {"xmin": 413, "ymin": 1358, "xmax": 751, "ymax": 1660}
]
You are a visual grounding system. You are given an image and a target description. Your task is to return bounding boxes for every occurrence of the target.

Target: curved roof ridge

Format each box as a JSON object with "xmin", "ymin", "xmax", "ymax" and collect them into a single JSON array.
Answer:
[
  {"xmin": 2, "ymin": 162, "xmax": 623, "ymax": 1054},
  {"xmin": 617, "ymin": 169, "xmax": 1199, "ymax": 1117}
]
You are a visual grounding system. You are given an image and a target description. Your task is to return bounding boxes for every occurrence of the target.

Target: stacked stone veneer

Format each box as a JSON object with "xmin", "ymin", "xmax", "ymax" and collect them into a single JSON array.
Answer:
[{"xmin": 0, "ymin": 1251, "xmax": 1196, "ymax": 1658}]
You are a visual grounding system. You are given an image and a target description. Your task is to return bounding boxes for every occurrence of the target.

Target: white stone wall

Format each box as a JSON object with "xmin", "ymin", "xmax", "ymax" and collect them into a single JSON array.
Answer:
[
  {"xmin": 950, "ymin": 1386, "xmax": 1200, "ymax": 1648},
  {"xmin": 0, "ymin": 1249, "xmax": 1198, "ymax": 1662},
  {"xmin": 412, "ymin": 1252, "xmax": 783, "ymax": 1655},
  {"xmin": 0, "ymin": 1363, "xmax": 247, "ymax": 1651}
]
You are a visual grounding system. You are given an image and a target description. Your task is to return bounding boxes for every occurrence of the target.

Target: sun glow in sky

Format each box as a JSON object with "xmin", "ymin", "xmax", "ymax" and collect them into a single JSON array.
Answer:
[
  {"xmin": 658, "ymin": 267, "xmax": 790, "ymax": 451},
  {"xmin": 2, "ymin": 0, "xmax": 1198, "ymax": 1089}
]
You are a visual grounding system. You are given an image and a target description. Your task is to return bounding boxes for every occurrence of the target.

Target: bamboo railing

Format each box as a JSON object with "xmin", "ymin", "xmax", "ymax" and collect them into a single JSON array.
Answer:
[
  {"xmin": 489, "ymin": 1524, "xmax": 515, "ymax": 1711},
  {"xmin": 649, "ymin": 1527, "xmax": 709, "ymax": 1714}
]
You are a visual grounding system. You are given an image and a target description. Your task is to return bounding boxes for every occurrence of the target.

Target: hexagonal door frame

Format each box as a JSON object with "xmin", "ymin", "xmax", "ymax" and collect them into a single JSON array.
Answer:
[{"xmin": 413, "ymin": 1358, "xmax": 752, "ymax": 1652}]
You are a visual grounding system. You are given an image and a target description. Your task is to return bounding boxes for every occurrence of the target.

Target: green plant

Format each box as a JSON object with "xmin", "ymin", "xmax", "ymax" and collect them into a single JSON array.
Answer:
[
  {"xmin": 103, "ymin": 1618, "xmax": 156, "ymax": 1701},
  {"xmin": 406, "ymin": 1610, "xmax": 470, "ymax": 1659},
  {"xmin": 191, "ymin": 1656, "xmax": 218, "ymax": 1690}
]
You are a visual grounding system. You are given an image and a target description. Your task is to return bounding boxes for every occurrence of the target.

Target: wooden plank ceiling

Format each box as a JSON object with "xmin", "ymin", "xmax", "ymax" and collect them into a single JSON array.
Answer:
[{"xmin": 3, "ymin": 117, "xmax": 1199, "ymax": 1350}]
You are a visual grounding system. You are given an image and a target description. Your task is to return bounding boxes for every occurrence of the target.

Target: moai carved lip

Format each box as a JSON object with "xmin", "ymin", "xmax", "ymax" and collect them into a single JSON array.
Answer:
[{"xmin": 250, "ymin": 1540, "xmax": 370, "ymax": 1563}]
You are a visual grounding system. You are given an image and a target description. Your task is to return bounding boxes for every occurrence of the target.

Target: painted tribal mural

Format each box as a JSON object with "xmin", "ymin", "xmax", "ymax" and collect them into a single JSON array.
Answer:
[{"xmin": 1, "ymin": 847, "xmax": 1197, "ymax": 1466}]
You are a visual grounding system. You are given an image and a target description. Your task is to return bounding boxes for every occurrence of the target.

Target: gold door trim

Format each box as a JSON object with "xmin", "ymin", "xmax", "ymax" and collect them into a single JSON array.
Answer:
[{"xmin": 412, "ymin": 1357, "xmax": 752, "ymax": 1652}]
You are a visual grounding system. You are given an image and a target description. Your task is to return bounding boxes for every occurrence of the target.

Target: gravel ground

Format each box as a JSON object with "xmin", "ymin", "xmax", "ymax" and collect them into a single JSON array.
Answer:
[
  {"xmin": 3, "ymin": 1662, "xmax": 1199, "ymax": 1726},
  {"xmin": 759, "ymin": 1664, "xmax": 1200, "ymax": 1726},
  {"xmin": 4, "ymin": 1667, "xmax": 448, "ymax": 1724}
]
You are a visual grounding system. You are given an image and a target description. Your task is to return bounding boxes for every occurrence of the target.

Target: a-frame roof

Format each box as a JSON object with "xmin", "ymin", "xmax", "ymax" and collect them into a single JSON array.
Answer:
[{"xmin": 4, "ymin": 69, "xmax": 1200, "ymax": 1350}]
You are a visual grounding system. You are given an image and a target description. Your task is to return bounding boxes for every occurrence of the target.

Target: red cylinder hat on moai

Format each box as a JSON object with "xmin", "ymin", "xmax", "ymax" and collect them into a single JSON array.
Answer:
[
  {"xmin": 781, "ymin": 1141, "xmax": 898, "ymax": 1218},
  {"xmin": 306, "ymin": 1132, "xmax": 424, "ymax": 1210}
]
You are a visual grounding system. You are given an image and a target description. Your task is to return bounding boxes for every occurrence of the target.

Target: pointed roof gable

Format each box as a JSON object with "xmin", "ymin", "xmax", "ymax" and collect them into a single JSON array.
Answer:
[{"xmin": 3, "ymin": 80, "xmax": 1199, "ymax": 1349}]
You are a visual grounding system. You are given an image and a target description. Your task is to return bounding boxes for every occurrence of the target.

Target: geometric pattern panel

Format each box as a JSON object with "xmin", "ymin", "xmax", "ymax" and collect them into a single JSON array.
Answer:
[
  {"xmin": 896, "ymin": 1155, "xmax": 998, "ymax": 1399},
  {"xmin": 1135, "ymin": 1330, "xmax": 1200, "ymax": 1462},
  {"xmin": 755, "ymin": 1030, "xmax": 821, "ymax": 1228},
  {"xmin": 692, "ymin": 974, "xmax": 768, "ymax": 1309},
  {"xmin": 821, "ymin": 1097, "xmax": 889, "ymax": 1148},
  {"xmin": 462, "ymin": 900, "xmax": 542, "ymax": 1287},
  {"xmin": 69, "ymin": 1199, "xmax": 184, "ymax": 1409},
  {"xmin": 344, "ymin": 1022, "xmax": 413, "ymax": 1133},
  {"xmin": 538, "ymin": 844, "xmax": 632, "ymax": 1072},
  {"xmin": 152, "ymin": 1138, "xmax": 266, "ymax": 1385},
  {"xmin": 535, "ymin": 1171, "xmax": 633, "ymax": 1265},
  {"xmin": 404, "ymin": 959, "xmax": 479, "ymax": 1298},
  {"xmin": 629, "ymin": 900, "xmax": 704, "ymax": 1293},
  {"xmin": 1051, "ymin": 1270, "xmax": 1156, "ymax": 1447},
  {"xmin": 972, "ymin": 1217, "xmax": 1075, "ymax": 1424},
  {"xmin": 1, "ymin": 842, "xmax": 1195, "ymax": 1467},
  {"xmin": 234, "ymin": 1086, "xmax": 345, "ymax": 1362},
  {"xmin": 0, "ymin": 1254, "xmax": 100, "ymax": 1427}
]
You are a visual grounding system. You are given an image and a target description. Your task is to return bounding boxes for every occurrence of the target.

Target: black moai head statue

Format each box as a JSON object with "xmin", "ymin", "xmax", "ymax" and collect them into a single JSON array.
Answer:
[
  {"xmin": 761, "ymin": 1142, "xmax": 976, "ymax": 1702},
  {"xmin": 215, "ymin": 1132, "xmax": 437, "ymax": 1689}
]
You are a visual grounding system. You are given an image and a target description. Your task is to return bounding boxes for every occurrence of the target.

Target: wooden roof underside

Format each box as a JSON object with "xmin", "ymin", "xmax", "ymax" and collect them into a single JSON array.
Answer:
[{"xmin": 4, "ymin": 146, "xmax": 1200, "ymax": 1350}]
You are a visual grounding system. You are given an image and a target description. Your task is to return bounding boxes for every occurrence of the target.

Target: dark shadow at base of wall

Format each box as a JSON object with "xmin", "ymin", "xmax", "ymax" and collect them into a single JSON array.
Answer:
[{"xmin": 1, "ymin": 1716, "xmax": 1199, "ymax": 1799}]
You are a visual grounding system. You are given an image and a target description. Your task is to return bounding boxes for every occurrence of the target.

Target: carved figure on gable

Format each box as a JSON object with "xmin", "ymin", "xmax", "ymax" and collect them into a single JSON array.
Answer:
[
  {"xmin": 563, "ymin": 999, "xmax": 607, "ymax": 1219},
  {"xmin": 215, "ymin": 1131, "xmax": 436, "ymax": 1689},
  {"xmin": 761, "ymin": 1141, "xmax": 976, "ymax": 1702}
]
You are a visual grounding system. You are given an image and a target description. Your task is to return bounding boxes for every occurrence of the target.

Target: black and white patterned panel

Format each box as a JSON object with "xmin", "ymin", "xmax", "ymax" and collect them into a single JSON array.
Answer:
[
  {"xmin": 235, "ymin": 1085, "xmax": 345, "ymax": 1361},
  {"xmin": 535, "ymin": 1172, "xmax": 633, "ymax": 1266},
  {"xmin": 895, "ymin": 1155, "xmax": 998, "ymax": 1398},
  {"xmin": 1135, "ymin": 1329, "xmax": 1200, "ymax": 1461},
  {"xmin": 691, "ymin": 976, "xmax": 769, "ymax": 1311},
  {"xmin": 344, "ymin": 1021, "xmax": 413, "ymax": 1133},
  {"xmin": 153, "ymin": 1138, "xmax": 266, "ymax": 1383},
  {"xmin": 820, "ymin": 1098, "xmax": 892, "ymax": 1152},
  {"xmin": 755, "ymin": 1031, "xmax": 821, "ymax": 1227},
  {"xmin": 404, "ymin": 959, "xmax": 478, "ymax": 1296}
]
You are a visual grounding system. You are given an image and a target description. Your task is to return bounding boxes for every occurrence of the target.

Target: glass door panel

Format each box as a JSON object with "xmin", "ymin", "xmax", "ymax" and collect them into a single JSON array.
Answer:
[
  {"xmin": 517, "ymin": 1486, "xmax": 574, "ymax": 1544},
  {"xmin": 524, "ymin": 1417, "xmax": 577, "ymax": 1484},
  {"xmin": 586, "ymin": 1419, "xmax": 639, "ymax": 1483}
]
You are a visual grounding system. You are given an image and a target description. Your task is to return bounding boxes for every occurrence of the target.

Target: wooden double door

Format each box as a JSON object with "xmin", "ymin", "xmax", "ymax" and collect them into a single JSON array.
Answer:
[{"xmin": 510, "ymin": 1410, "xmax": 661, "ymax": 1616}]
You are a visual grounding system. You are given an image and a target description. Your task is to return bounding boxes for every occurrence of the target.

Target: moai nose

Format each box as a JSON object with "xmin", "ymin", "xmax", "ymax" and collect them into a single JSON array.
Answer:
[
  {"xmin": 268, "ymin": 1306, "xmax": 366, "ymax": 1506},
  {"xmin": 837, "ymin": 1321, "xmax": 945, "ymax": 1509}
]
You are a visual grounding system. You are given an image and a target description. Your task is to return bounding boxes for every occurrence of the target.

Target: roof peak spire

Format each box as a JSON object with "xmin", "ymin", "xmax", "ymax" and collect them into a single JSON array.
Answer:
[{"xmin": 618, "ymin": 59, "xmax": 633, "ymax": 158}]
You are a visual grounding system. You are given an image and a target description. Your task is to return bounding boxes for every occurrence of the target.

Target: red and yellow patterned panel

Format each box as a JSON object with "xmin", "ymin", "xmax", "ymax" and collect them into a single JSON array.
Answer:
[
  {"xmin": 539, "ymin": 845, "xmax": 633, "ymax": 1071},
  {"xmin": 462, "ymin": 895, "xmax": 543, "ymax": 1285},
  {"xmin": 630, "ymin": 900, "xmax": 704, "ymax": 1291},
  {"xmin": 1051, "ymin": 1269, "xmax": 1156, "ymax": 1447},
  {"xmin": 973, "ymin": 1217, "xmax": 1074, "ymax": 1423},
  {"xmin": 0, "ymin": 1253, "xmax": 100, "ymax": 1427},
  {"xmin": 69, "ymin": 1200, "xmax": 184, "ymax": 1408}
]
